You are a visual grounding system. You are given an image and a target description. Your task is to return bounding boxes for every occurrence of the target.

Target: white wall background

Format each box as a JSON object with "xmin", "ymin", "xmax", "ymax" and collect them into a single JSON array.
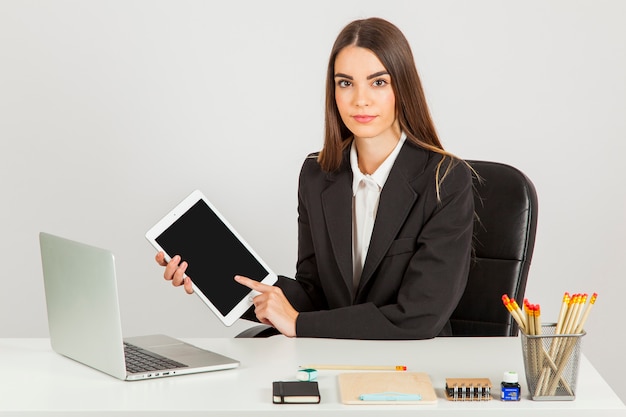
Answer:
[{"xmin": 1, "ymin": 0, "xmax": 624, "ymax": 402}]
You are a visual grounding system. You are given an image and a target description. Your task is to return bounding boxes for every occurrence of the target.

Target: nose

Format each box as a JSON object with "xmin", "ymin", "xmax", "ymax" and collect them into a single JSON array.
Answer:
[{"xmin": 354, "ymin": 85, "xmax": 369, "ymax": 107}]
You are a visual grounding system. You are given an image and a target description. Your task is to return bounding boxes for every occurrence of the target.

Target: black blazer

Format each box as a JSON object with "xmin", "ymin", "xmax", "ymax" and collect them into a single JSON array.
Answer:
[{"xmin": 275, "ymin": 140, "xmax": 474, "ymax": 340}]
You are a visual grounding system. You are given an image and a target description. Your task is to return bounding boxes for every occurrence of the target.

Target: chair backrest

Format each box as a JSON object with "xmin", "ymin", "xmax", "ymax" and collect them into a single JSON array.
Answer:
[{"xmin": 450, "ymin": 160, "xmax": 538, "ymax": 337}]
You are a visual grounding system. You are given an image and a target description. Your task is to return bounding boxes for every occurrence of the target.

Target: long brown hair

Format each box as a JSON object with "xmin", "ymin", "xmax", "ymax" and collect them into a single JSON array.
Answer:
[{"xmin": 319, "ymin": 17, "xmax": 456, "ymax": 188}]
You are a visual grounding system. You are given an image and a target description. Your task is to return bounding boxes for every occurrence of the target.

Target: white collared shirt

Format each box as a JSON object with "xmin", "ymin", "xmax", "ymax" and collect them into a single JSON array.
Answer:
[{"xmin": 350, "ymin": 133, "xmax": 407, "ymax": 291}]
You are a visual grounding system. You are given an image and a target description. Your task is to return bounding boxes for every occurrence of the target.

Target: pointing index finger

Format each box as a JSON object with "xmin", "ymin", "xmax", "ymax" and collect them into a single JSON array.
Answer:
[{"xmin": 234, "ymin": 275, "xmax": 271, "ymax": 292}]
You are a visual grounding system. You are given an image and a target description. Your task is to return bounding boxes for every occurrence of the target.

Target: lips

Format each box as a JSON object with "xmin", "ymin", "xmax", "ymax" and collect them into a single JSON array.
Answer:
[{"xmin": 353, "ymin": 115, "xmax": 376, "ymax": 123}]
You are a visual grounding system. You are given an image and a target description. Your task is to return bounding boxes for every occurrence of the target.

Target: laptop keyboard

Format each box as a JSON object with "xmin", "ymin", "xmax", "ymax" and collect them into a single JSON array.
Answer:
[{"xmin": 124, "ymin": 342, "xmax": 189, "ymax": 373}]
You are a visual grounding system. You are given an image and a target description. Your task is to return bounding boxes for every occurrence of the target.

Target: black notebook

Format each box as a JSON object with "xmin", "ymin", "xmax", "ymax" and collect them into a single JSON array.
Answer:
[{"xmin": 272, "ymin": 381, "xmax": 321, "ymax": 404}]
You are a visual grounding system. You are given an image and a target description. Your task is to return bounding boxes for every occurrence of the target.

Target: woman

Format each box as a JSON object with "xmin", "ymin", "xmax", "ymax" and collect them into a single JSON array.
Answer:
[{"xmin": 157, "ymin": 17, "xmax": 474, "ymax": 340}]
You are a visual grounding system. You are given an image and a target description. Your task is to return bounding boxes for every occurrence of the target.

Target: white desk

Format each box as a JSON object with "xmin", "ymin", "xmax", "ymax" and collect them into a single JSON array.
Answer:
[{"xmin": 1, "ymin": 337, "xmax": 623, "ymax": 416}]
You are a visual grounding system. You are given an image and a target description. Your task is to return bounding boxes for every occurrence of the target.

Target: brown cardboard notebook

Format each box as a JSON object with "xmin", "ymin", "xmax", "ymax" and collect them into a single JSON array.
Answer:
[{"xmin": 338, "ymin": 372, "xmax": 437, "ymax": 405}]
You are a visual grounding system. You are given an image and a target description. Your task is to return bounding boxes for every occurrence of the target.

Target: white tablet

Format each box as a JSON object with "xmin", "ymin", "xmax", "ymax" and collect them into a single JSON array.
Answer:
[{"xmin": 145, "ymin": 190, "xmax": 277, "ymax": 326}]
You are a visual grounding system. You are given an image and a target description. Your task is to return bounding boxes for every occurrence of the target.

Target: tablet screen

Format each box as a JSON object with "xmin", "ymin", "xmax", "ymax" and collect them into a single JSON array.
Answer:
[{"xmin": 154, "ymin": 199, "xmax": 269, "ymax": 317}]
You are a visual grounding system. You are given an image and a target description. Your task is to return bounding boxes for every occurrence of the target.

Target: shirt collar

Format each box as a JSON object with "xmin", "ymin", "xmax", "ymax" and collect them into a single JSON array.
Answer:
[{"xmin": 350, "ymin": 132, "xmax": 407, "ymax": 195}]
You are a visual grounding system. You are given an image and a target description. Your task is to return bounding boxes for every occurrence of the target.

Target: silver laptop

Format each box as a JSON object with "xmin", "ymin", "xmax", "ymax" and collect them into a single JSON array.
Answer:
[{"xmin": 39, "ymin": 232, "xmax": 240, "ymax": 381}]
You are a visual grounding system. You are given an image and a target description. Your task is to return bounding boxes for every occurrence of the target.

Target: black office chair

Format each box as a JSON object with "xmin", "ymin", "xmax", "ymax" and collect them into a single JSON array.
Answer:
[
  {"xmin": 449, "ymin": 160, "xmax": 538, "ymax": 336},
  {"xmin": 237, "ymin": 160, "xmax": 538, "ymax": 338}
]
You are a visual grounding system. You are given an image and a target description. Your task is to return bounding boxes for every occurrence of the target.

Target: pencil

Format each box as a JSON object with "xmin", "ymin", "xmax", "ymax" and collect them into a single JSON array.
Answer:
[
  {"xmin": 501, "ymin": 295, "xmax": 526, "ymax": 333},
  {"xmin": 534, "ymin": 304, "xmax": 542, "ymax": 335},
  {"xmin": 574, "ymin": 293, "xmax": 597, "ymax": 334},
  {"xmin": 510, "ymin": 298, "xmax": 528, "ymax": 331},
  {"xmin": 299, "ymin": 364, "xmax": 407, "ymax": 371},
  {"xmin": 554, "ymin": 292, "xmax": 570, "ymax": 335},
  {"xmin": 527, "ymin": 303, "xmax": 536, "ymax": 335},
  {"xmin": 524, "ymin": 299, "xmax": 532, "ymax": 333}
]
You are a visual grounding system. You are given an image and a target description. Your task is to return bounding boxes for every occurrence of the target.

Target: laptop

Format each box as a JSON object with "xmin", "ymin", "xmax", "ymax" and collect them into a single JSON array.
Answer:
[{"xmin": 39, "ymin": 232, "xmax": 240, "ymax": 381}]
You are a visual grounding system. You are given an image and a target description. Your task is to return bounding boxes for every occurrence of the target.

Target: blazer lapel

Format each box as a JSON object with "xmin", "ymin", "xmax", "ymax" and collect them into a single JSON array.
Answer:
[
  {"xmin": 321, "ymin": 167, "xmax": 354, "ymax": 295},
  {"xmin": 356, "ymin": 144, "xmax": 423, "ymax": 295}
]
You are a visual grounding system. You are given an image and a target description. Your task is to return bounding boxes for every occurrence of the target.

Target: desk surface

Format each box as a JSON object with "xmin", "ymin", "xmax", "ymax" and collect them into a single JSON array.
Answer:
[{"xmin": 1, "ymin": 337, "xmax": 624, "ymax": 416}]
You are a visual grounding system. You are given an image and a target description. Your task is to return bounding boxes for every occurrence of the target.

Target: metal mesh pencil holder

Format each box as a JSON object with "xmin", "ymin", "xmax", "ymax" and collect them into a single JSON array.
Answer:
[{"xmin": 520, "ymin": 324, "xmax": 585, "ymax": 401}]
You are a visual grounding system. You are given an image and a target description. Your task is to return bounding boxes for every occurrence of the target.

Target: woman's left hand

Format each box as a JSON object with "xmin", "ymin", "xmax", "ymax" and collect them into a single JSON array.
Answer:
[{"xmin": 234, "ymin": 275, "xmax": 298, "ymax": 337}]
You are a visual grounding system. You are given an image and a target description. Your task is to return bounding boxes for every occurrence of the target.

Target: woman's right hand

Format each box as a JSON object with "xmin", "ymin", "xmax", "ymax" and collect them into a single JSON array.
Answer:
[{"xmin": 155, "ymin": 251, "xmax": 194, "ymax": 294}]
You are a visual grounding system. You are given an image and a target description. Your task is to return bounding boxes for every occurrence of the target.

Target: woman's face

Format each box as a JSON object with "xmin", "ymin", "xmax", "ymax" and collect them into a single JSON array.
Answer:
[{"xmin": 334, "ymin": 45, "xmax": 400, "ymax": 143}]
